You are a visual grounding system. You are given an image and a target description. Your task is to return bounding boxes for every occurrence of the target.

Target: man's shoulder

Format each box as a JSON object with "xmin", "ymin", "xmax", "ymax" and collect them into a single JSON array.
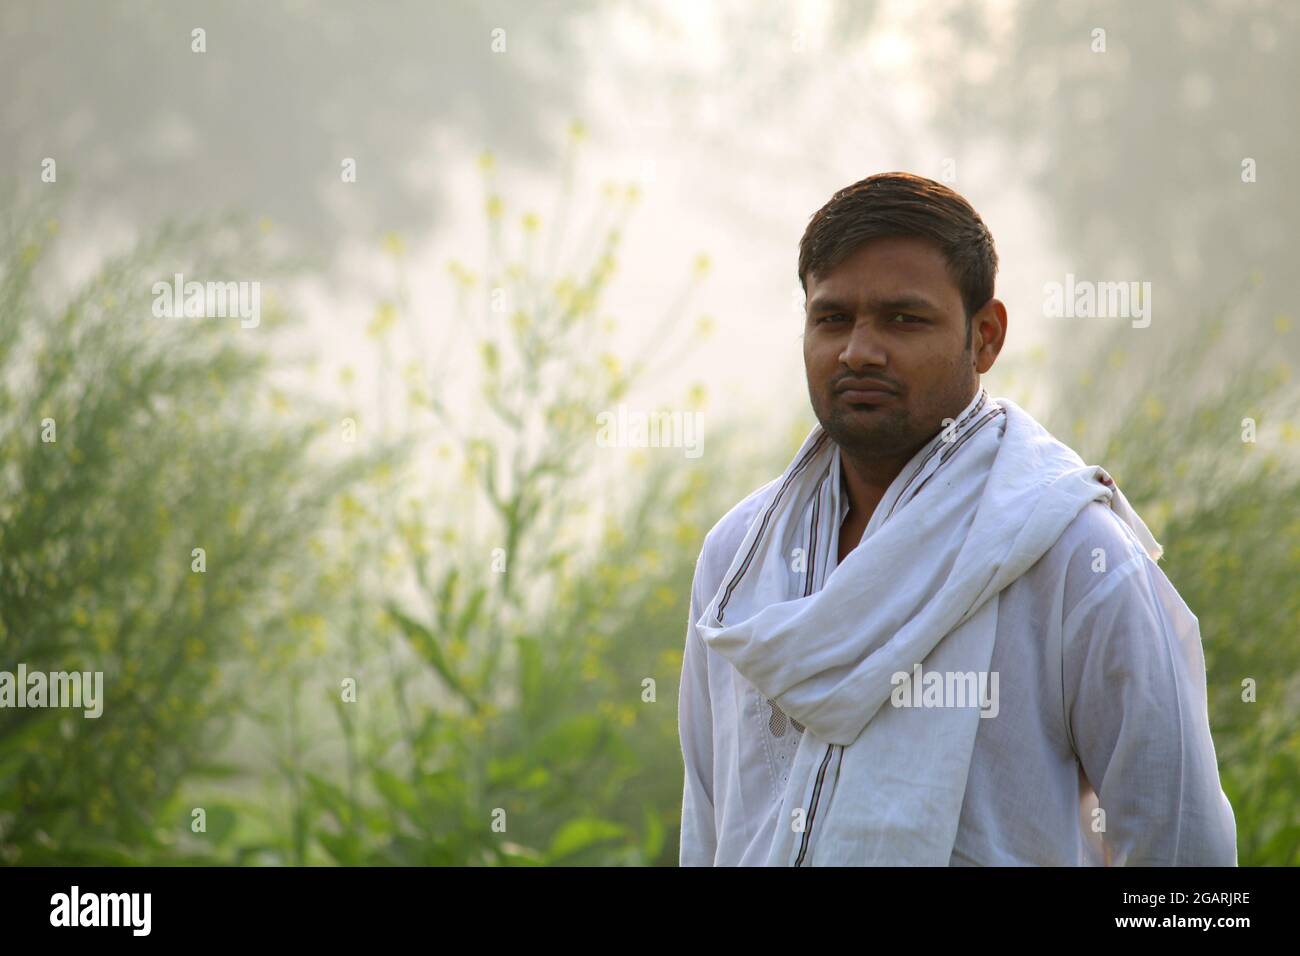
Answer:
[
  {"xmin": 1055, "ymin": 498, "xmax": 1150, "ymax": 565},
  {"xmin": 702, "ymin": 477, "xmax": 779, "ymax": 558},
  {"xmin": 1036, "ymin": 497, "xmax": 1166, "ymax": 624},
  {"xmin": 691, "ymin": 477, "xmax": 781, "ymax": 601}
]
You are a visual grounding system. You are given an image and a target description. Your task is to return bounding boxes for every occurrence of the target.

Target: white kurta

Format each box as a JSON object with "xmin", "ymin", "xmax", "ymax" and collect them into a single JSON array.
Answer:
[{"xmin": 678, "ymin": 419, "xmax": 1238, "ymax": 867}]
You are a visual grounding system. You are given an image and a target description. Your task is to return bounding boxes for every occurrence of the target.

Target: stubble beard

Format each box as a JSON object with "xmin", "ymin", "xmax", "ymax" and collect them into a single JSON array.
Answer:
[{"xmin": 815, "ymin": 392, "xmax": 919, "ymax": 461}]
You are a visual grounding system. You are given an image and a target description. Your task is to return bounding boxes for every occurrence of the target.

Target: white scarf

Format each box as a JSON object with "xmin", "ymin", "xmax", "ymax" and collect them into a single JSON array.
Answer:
[{"xmin": 695, "ymin": 389, "xmax": 1162, "ymax": 865}]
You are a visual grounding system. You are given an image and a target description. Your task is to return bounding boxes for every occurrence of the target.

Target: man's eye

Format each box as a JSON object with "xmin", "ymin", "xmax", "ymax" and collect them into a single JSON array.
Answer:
[
  {"xmin": 890, "ymin": 313, "xmax": 922, "ymax": 324},
  {"xmin": 818, "ymin": 313, "xmax": 848, "ymax": 323}
]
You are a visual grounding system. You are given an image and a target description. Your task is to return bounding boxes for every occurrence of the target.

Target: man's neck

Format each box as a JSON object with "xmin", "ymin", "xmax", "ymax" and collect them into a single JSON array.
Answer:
[
  {"xmin": 836, "ymin": 448, "xmax": 917, "ymax": 563},
  {"xmin": 834, "ymin": 387, "xmax": 984, "ymax": 563}
]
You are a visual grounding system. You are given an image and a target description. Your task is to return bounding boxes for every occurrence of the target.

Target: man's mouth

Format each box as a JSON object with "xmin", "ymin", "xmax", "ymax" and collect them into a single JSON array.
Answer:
[{"xmin": 836, "ymin": 386, "xmax": 897, "ymax": 403}]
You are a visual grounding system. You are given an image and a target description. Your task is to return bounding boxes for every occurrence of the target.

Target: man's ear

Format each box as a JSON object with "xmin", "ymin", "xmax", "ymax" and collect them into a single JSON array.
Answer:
[{"xmin": 972, "ymin": 298, "xmax": 1007, "ymax": 374}]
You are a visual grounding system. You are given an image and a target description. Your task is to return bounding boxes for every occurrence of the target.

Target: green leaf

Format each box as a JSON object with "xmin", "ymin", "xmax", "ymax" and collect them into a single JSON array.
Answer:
[
  {"xmin": 385, "ymin": 600, "xmax": 479, "ymax": 712},
  {"xmin": 371, "ymin": 767, "xmax": 418, "ymax": 813},
  {"xmin": 642, "ymin": 804, "xmax": 665, "ymax": 861},
  {"xmin": 201, "ymin": 803, "xmax": 239, "ymax": 845},
  {"xmin": 547, "ymin": 817, "xmax": 626, "ymax": 861}
]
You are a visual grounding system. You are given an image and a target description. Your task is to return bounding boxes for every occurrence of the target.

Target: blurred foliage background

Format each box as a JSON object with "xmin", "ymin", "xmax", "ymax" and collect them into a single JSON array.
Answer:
[{"xmin": 1, "ymin": 0, "xmax": 1297, "ymax": 865}]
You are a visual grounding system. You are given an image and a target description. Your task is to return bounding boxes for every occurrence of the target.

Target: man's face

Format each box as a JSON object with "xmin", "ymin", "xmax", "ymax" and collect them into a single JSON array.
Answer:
[{"xmin": 802, "ymin": 236, "xmax": 980, "ymax": 461}]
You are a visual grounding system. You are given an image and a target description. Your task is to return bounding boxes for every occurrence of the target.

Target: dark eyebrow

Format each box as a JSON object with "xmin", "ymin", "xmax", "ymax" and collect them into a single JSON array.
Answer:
[
  {"xmin": 806, "ymin": 293, "xmax": 942, "ymax": 315},
  {"xmin": 805, "ymin": 295, "xmax": 854, "ymax": 314}
]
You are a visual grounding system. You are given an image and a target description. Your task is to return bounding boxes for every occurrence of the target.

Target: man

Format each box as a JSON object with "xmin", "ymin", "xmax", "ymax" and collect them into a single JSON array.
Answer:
[{"xmin": 677, "ymin": 172, "xmax": 1237, "ymax": 866}]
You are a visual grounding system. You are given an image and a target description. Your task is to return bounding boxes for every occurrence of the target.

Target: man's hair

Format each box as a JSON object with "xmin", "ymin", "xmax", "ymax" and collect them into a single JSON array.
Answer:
[{"xmin": 798, "ymin": 172, "xmax": 998, "ymax": 341}]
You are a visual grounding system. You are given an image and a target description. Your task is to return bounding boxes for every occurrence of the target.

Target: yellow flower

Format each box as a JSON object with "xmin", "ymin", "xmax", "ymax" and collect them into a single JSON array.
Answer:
[
  {"xmin": 695, "ymin": 315, "xmax": 715, "ymax": 337},
  {"xmin": 686, "ymin": 382, "xmax": 707, "ymax": 409},
  {"xmin": 486, "ymin": 193, "xmax": 504, "ymax": 220},
  {"xmin": 368, "ymin": 302, "xmax": 398, "ymax": 339},
  {"xmin": 568, "ymin": 119, "xmax": 588, "ymax": 143},
  {"xmin": 382, "ymin": 232, "xmax": 406, "ymax": 258},
  {"xmin": 693, "ymin": 253, "xmax": 712, "ymax": 277},
  {"xmin": 1143, "ymin": 396, "xmax": 1165, "ymax": 422},
  {"xmin": 339, "ymin": 493, "xmax": 367, "ymax": 523},
  {"xmin": 258, "ymin": 216, "xmax": 274, "ymax": 234},
  {"xmin": 1275, "ymin": 315, "xmax": 1292, "ymax": 335},
  {"xmin": 448, "ymin": 260, "xmax": 478, "ymax": 289},
  {"xmin": 477, "ymin": 150, "xmax": 496, "ymax": 173},
  {"xmin": 521, "ymin": 211, "xmax": 540, "ymax": 233}
]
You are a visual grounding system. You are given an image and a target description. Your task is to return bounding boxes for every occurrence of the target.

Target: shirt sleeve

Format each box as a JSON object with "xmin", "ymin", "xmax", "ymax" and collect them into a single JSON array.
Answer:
[
  {"xmin": 1062, "ymin": 547, "xmax": 1238, "ymax": 865},
  {"xmin": 678, "ymin": 544, "xmax": 718, "ymax": 867}
]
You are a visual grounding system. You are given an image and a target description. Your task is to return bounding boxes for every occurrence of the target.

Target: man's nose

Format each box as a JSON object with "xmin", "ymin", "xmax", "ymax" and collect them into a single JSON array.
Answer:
[{"xmin": 839, "ymin": 318, "xmax": 888, "ymax": 370}]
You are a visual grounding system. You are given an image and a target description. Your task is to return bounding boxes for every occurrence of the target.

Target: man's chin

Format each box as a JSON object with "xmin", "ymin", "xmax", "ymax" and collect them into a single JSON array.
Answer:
[{"xmin": 819, "ymin": 407, "xmax": 911, "ymax": 450}]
